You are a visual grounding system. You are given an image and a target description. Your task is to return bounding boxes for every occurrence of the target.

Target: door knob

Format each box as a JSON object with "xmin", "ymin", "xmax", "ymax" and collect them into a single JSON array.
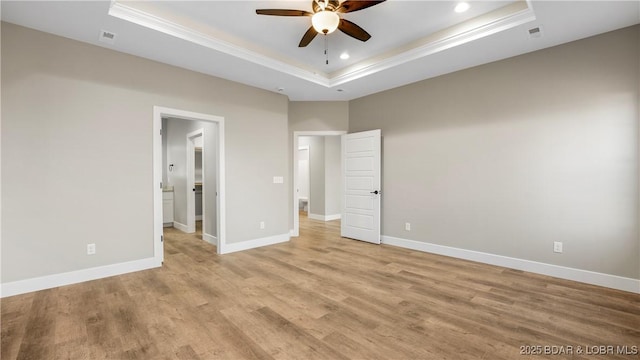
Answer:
[{"xmin": 370, "ymin": 190, "xmax": 380, "ymax": 195}]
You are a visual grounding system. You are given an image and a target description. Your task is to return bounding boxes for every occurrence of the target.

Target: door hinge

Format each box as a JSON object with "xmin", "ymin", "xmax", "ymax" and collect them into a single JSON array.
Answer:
[
  {"xmin": 160, "ymin": 128, "xmax": 162, "ymax": 135},
  {"xmin": 160, "ymin": 182, "xmax": 163, "ymax": 189},
  {"xmin": 161, "ymin": 235, "xmax": 164, "ymax": 242}
]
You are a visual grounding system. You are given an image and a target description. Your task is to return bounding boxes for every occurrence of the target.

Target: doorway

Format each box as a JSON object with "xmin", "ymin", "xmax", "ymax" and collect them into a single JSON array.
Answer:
[
  {"xmin": 153, "ymin": 106, "xmax": 227, "ymax": 263},
  {"xmin": 292, "ymin": 131, "xmax": 346, "ymax": 237},
  {"xmin": 186, "ymin": 129, "xmax": 205, "ymax": 236}
]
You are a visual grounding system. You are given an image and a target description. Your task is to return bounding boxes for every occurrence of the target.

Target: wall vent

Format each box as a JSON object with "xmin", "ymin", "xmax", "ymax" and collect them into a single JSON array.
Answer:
[
  {"xmin": 99, "ymin": 30, "xmax": 117, "ymax": 44},
  {"xmin": 528, "ymin": 26, "xmax": 543, "ymax": 39}
]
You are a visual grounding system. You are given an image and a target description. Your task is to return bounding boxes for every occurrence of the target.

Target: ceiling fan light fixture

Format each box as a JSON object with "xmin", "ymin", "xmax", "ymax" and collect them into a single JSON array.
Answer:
[{"xmin": 312, "ymin": 10, "xmax": 340, "ymax": 34}]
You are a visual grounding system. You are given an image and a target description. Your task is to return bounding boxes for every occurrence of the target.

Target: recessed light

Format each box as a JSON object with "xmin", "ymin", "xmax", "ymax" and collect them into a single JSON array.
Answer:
[
  {"xmin": 337, "ymin": 89, "xmax": 344, "ymax": 92},
  {"xmin": 454, "ymin": 2, "xmax": 470, "ymax": 13},
  {"xmin": 339, "ymin": 52, "xmax": 350, "ymax": 60}
]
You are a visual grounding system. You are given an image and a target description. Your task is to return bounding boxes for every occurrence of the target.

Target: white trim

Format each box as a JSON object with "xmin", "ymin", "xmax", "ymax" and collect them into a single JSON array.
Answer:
[
  {"xmin": 381, "ymin": 236, "xmax": 640, "ymax": 294},
  {"xmin": 308, "ymin": 213, "xmax": 341, "ymax": 221},
  {"xmin": 308, "ymin": 213, "xmax": 324, "ymax": 221},
  {"xmin": 202, "ymin": 233, "xmax": 217, "ymax": 246},
  {"xmin": 221, "ymin": 233, "xmax": 290, "ymax": 254},
  {"xmin": 292, "ymin": 131, "xmax": 347, "ymax": 237},
  {"xmin": 109, "ymin": 1, "xmax": 328, "ymax": 87},
  {"xmin": 109, "ymin": 1, "xmax": 533, "ymax": 89},
  {"xmin": 153, "ymin": 107, "xmax": 164, "ymax": 264},
  {"xmin": 1, "ymin": 258, "xmax": 160, "ymax": 298},
  {"xmin": 329, "ymin": 1, "xmax": 535, "ymax": 86},
  {"xmin": 154, "ymin": 106, "xmax": 226, "ymax": 256},
  {"xmin": 172, "ymin": 221, "xmax": 192, "ymax": 233}
]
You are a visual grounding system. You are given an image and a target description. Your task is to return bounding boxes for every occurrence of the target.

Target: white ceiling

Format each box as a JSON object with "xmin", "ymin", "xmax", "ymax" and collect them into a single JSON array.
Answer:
[{"xmin": 2, "ymin": 1, "xmax": 639, "ymax": 101}]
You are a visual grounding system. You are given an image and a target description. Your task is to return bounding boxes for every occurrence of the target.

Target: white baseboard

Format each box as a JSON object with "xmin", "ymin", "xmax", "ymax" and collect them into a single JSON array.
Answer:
[
  {"xmin": 202, "ymin": 233, "xmax": 217, "ymax": 246},
  {"xmin": 308, "ymin": 213, "xmax": 341, "ymax": 221},
  {"xmin": 173, "ymin": 221, "xmax": 195, "ymax": 233},
  {"xmin": 1, "ymin": 257, "xmax": 160, "ymax": 298},
  {"xmin": 381, "ymin": 236, "xmax": 640, "ymax": 294},
  {"xmin": 173, "ymin": 221, "xmax": 189, "ymax": 232},
  {"xmin": 221, "ymin": 233, "xmax": 289, "ymax": 254},
  {"xmin": 308, "ymin": 213, "xmax": 324, "ymax": 221}
]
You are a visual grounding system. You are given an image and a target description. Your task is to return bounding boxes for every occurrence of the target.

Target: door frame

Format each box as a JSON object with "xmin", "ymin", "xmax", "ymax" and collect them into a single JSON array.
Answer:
[
  {"xmin": 153, "ymin": 106, "xmax": 227, "ymax": 262},
  {"xmin": 186, "ymin": 129, "xmax": 204, "ymax": 234},
  {"xmin": 292, "ymin": 131, "xmax": 346, "ymax": 237}
]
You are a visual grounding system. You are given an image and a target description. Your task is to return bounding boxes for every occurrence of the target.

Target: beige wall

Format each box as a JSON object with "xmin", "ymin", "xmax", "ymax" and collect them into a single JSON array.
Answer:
[
  {"xmin": 288, "ymin": 102, "xmax": 349, "ymax": 133},
  {"xmin": 349, "ymin": 25, "xmax": 640, "ymax": 279},
  {"xmin": 3, "ymin": 19, "xmax": 638, "ymax": 287},
  {"xmin": 1, "ymin": 23, "xmax": 289, "ymax": 283}
]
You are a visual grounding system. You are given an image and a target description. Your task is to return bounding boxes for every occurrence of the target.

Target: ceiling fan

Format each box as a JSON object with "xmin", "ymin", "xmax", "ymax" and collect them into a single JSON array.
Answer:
[{"xmin": 256, "ymin": 0, "xmax": 386, "ymax": 47}]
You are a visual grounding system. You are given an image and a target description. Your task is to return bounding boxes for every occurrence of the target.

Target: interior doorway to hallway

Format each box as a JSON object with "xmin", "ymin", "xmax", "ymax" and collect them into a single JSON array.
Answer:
[
  {"xmin": 153, "ymin": 106, "xmax": 227, "ymax": 261},
  {"xmin": 292, "ymin": 131, "xmax": 346, "ymax": 237}
]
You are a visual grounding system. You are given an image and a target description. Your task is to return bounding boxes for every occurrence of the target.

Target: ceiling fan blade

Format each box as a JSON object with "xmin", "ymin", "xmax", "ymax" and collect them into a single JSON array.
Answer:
[
  {"xmin": 256, "ymin": 9, "xmax": 312, "ymax": 16},
  {"xmin": 337, "ymin": 0, "xmax": 386, "ymax": 13},
  {"xmin": 337, "ymin": 19, "xmax": 371, "ymax": 42},
  {"xmin": 299, "ymin": 26, "xmax": 318, "ymax": 47}
]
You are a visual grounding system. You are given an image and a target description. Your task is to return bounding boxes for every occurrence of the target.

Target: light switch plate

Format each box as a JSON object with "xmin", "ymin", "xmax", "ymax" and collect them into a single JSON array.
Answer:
[{"xmin": 273, "ymin": 176, "xmax": 284, "ymax": 184}]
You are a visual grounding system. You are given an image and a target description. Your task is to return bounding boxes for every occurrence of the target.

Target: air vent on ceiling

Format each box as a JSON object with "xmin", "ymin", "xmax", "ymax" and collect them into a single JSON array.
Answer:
[
  {"xmin": 528, "ymin": 26, "xmax": 543, "ymax": 39},
  {"xmin": 99, "ymin": 30, "xmax": 117, "ymax": 44}
]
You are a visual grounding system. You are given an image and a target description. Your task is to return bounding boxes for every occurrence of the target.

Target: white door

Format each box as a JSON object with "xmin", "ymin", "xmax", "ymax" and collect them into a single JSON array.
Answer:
[{"xmin": 341, "ymin": 129, "xmax": 381, "ymax": 244}]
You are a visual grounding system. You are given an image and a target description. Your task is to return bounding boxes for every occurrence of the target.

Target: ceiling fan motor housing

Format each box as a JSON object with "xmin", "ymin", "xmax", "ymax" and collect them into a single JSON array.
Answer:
[
  {"xmin": 256, "ymin": 0, "xmax": 382, "ymax": 47},
  {"xmin": 312, "ymin": 0, "xmax": 340, "ymax": 13}
]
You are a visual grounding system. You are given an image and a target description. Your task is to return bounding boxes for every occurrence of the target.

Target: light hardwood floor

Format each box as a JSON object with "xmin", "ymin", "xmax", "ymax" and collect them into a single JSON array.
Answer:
[{"xmin": 2, "ymin": 214, "xmax": 639, "ymax": 359}]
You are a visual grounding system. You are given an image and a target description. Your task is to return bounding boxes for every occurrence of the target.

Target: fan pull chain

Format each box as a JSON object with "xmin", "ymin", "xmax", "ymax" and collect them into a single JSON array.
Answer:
[{"xmin": 324, "ymin": 35, "xmax": 329, "ymax": 65}]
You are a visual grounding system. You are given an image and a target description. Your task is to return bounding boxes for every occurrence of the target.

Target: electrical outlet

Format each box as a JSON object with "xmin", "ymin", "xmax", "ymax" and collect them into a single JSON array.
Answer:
[
  {"xmin": 553, "ymin": 241, "xmax": 563, "ymax": 253},
  {"xmin": 405, "ymin": 222, "xmax": 411, "ymax": 231},
  {"xmin": 260, "ymin": 221, "xmax": 265, "ymax": 230},
  {"xmin": 87, "ymin": 243, "xmax": 96, "ymax": 255}
]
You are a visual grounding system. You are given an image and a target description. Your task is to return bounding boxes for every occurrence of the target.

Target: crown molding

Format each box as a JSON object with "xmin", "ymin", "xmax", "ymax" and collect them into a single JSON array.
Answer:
[
  {"xmin": 109, "ymin": 0, "xmax": 535, "ymax": 89},
  {"xmin": 108, "ymin": 1, "xmax": 330, "ymax": 87},
  {"xmin": 329, "ymin": 1, "xmax": 536, "ymax": 86}
]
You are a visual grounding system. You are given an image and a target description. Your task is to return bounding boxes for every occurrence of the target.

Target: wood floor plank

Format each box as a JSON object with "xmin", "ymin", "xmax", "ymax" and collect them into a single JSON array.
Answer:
[
  {"xmin": 2, "ymin": 214, "xmax": 639, "ymax": 359},
  {"xmin": 1, "ymin": 293, "xmax": 35, "ymax": 360},
  {"xmin": 195, "ymin": 304, "xmax": 275, "ymax": 360},
  {"xmin": 15, "ymin": 289, "xmax": 58, "ymax": 360}
]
